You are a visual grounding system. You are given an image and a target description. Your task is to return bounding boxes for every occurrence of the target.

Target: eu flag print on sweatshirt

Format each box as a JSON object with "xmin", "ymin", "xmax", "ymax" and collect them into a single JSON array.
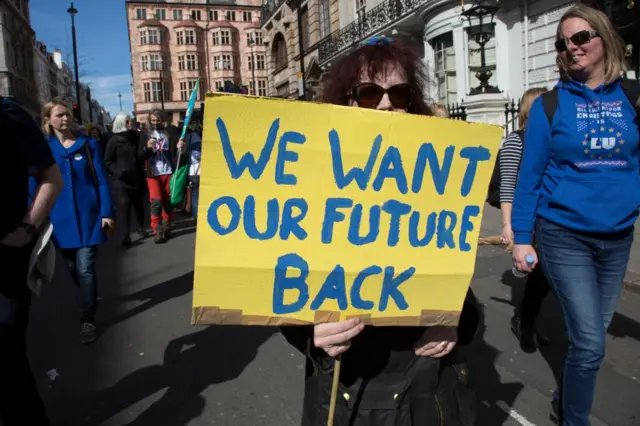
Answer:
[{"xmin": 512, "ymin": 78, "xmax": 640, "ymax": 245}]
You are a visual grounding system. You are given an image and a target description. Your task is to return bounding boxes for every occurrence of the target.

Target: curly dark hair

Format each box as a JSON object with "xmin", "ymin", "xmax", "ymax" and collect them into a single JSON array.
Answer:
[{"xmin": 322, "ymin": 38, "xmax": 432, "ymax": 116}]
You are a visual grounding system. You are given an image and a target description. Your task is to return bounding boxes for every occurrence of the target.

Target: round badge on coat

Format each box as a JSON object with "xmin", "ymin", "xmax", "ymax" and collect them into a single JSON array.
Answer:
[{"xmin": 74, "ymin": 153, "xmax": 83, "ymax": 161}]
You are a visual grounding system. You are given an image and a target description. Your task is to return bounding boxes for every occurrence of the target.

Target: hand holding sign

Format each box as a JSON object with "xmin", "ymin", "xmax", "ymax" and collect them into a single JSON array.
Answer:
[{"xmin": 192, "ymin": 95, "xmax": 502, "ymax": 327}]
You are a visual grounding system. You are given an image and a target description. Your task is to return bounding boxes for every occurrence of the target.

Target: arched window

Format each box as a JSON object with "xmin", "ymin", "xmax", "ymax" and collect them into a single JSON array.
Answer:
[{"xmin": 273, "ymin": 33, "xmax": 288, "ymax": 70}]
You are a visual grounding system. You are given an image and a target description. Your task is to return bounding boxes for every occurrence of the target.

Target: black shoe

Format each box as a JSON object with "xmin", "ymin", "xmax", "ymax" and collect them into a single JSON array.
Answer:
[
  {"xmin": 121, "ymin": 235, "xmax": 131, "ymax": 247},
  {"xmin": 154, "ymin": 227, "xmax": 167, "ymax": 244},
  {"xmin": 80, "ymin": 322, "xmax": 98, "ymax": 344},
  {"xmin": 550, "ymin": 395, "xmax": 560, "ymax": 424},
  {"xmin": 137, "ymin": 228, "xmax": 147, "ymax": 240},
  {"xmin": 510, "ymin": 316, "xmax": 537, "ymax": 353},
  {"xmin": 163, "ymin": 221, "xmax": 172, "ymax": 239}
]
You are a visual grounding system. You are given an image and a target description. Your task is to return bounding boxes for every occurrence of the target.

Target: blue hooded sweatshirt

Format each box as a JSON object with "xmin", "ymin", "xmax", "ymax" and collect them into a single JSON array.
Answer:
[{"xmin": 512, "ymin": 79, "xmax": 640, "ymax": 245}]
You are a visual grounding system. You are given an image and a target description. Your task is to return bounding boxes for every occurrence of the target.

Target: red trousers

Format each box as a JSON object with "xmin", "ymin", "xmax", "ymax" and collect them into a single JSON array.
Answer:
[{"xmin": 146, "ymin": 175, "xmax": 173, "ymax": 233}]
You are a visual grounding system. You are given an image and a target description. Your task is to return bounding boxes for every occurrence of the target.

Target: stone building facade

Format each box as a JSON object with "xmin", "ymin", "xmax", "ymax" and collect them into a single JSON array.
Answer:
[{"xmin": 126, "ymin": 0, "xmax": 266, "ymax": 124}]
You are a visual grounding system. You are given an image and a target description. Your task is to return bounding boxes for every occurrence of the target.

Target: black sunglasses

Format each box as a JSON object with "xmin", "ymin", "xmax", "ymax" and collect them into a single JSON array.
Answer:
[
  {"xmin": 348, "ymin": 83, "xmax": 412, "ymax": 109},
  {"xmin": 555, "ymin": 30, "xmax": 600, "ymax": 52}
]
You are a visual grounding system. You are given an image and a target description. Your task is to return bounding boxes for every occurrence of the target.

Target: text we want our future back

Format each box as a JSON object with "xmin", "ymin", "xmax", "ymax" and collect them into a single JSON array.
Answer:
[{"xmin": 206, "ymin": 116, "xmax": 491, "ymax": 316}]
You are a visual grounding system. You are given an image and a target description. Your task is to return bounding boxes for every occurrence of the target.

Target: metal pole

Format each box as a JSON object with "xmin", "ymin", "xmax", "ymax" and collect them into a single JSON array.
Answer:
[
  {"xmin": 118, "ymin": 92, "xmax": 123, "ymax": 110},
  {"xmin": 68, "ymin": 2, "xmax": 82, "ymax": 122},
  {"xmin": 296, "ymin": 3, "xmax": 306, "ymax": 100}
]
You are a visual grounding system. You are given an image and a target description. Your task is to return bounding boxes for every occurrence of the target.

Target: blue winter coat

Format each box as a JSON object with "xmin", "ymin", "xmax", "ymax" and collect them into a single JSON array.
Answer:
[{"xmin": 30, "ymin": 135, "xmax": 114, "ymax": 249}]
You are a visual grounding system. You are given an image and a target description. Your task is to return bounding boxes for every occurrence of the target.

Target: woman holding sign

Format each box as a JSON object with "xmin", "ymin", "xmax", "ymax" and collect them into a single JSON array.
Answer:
[
  {"xmin": 281, "ymin": 37, "xmax": 480, "ymax": 426},
  {"xmin": 512, "ymin": 6, "xmax": 640, "ymax": 424}
]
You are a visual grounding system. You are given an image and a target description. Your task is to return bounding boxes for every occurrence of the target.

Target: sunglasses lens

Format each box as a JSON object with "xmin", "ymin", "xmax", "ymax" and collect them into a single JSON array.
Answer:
[
  {"xmin": 571, "ymin": 30, "xmax": 591, "ymax": 46},
  {"xmin": 387, "ymin": 85, "xmax": 411, "ymax": 109},
  {"xmin": 555, "ymin": 39, "xmax": 567, "ymax": 52},
  {"xmin": 354, "ymin": 84, "xmax": 384, "ymax": 108}
]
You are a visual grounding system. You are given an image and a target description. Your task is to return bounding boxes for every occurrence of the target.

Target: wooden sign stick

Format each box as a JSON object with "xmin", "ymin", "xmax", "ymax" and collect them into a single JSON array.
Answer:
[{"xmin": 327, "ymin": 355, "xmax": 343, "ymax": 426}]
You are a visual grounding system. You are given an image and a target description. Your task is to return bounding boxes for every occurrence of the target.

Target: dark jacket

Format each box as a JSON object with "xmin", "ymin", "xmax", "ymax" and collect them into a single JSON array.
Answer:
[
  {"xmin": 104, "ymin": 130, "xmax": 146, "ymax": 190},
  {"xmin": 281, "ymin": 289, "xmax": 480, "ymax": 426},
  {"xmin": 140, "ymin": 125, "xmax": 186, "ymax": 178}
]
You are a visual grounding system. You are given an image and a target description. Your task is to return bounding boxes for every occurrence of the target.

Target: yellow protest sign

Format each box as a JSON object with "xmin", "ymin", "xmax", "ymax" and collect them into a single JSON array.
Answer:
[{"xmin": 192, "ymin": 94, "xmax": 501, "ymax": 326}]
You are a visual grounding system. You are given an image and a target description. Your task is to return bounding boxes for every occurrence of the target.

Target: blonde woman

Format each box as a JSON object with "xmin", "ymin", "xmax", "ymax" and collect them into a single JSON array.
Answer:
[
  {"xmin": 512, "ymin": 6, "xmax": 640, "ymax": 424},
  {"xmin": 498, "ymin": 88, "xmax": 551, "ymax": 354},
  {"xmin": 38, "ymin": 100, "xmax": 114, "ymax": 344}
]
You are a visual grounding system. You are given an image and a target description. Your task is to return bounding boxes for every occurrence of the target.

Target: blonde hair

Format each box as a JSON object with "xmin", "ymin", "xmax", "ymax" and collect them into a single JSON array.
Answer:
[
  {"xmin": 518, "ymin": 87, "xmax": 547, "ymax": 130},
  {"xmin": 556, "ymin": 5, "xmax": 627, "ymax": 84},
  {"xmin": 112, "ymin": 111, "xmax": 132, "ymax": 133},
  {"xmin": 41, "ymin": 99, "xmax": 72, "ymax": 137},
  {"xmin": 431, "ymin": 103, "xmax": 449, "ymax": 118}
]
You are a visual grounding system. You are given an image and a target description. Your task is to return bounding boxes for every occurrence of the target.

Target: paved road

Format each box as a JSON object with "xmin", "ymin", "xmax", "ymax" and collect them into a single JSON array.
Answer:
[{"xmin": 26, "ymin": 210, "xmax": 640, "ymax": 426}]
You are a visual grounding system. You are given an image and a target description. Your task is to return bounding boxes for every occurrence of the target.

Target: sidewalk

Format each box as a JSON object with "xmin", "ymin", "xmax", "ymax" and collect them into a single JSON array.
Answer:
[{"xmin": 479, "ymin": 204, "xmax": 640, "ymax": 292}]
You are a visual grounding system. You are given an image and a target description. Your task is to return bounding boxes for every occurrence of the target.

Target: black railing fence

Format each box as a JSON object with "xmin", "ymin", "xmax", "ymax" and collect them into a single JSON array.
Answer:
[
  {"xmin": 504, "ymin": 98, "xmax": 519, "ymax": 136},
  {"xmin": 447, "ymin": 101, "xmax": 467, "ymax": 121}
]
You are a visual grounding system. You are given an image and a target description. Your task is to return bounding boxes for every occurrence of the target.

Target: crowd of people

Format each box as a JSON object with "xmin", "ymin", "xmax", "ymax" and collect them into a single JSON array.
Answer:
[{"xmin": 0, "ymin": 4, "xmax": 637, "ymax": 426}]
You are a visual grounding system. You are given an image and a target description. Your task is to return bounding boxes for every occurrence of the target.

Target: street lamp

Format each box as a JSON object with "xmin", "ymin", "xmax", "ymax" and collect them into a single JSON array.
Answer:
[
  {"xmin": 118, "ymin": 92, "xmax": 123, "ymax": 111},
  {"xmin": 460, "ymin": 0, "xmax": 501, "ymax": 95},
  {"xmin": 68, "ymin": 2, "xmax": 82, "ymax": 122},
  {"xmin": 248, "ymin": 35, "xmax": 258, "ymax": 96}
]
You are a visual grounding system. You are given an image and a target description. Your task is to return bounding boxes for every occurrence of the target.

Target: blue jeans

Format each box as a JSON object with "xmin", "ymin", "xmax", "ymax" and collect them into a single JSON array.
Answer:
[
  {"xmin": 190, "ymin": 180, "xmax": 200, "ymax": 218},
  {"xmin": 0, "ymin": 243, "xmax": 49, "ymax": 425},
  {"xmin": 536, "ymin": 218, "xmax": 633, "ymax": 426},
  {"xmin": 60, "ymin": 246, "xmax": 99, "ymax": 323}
]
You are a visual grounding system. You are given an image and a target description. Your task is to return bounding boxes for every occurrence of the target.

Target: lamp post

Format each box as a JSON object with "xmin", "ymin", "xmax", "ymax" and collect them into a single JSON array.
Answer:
[
  {"xmin": 67, "ymin": 2, "xmax": 82, "ymax": 122},
  {"xmin": 460, "ymin": 0, "xmax": 501, "ymax": 95},
  {"xmin": 118, "ymin": 92, "xmax": 123, "ymax": 111},
  {"xmin": 248, "ymin": 36, "xmax": 258, "ymax": 96}
]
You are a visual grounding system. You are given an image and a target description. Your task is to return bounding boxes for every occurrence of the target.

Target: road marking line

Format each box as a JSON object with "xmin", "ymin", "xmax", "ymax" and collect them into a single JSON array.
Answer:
[{"xmin": 495, "ymin": 400, "xmax": 538, "ymax": 426}]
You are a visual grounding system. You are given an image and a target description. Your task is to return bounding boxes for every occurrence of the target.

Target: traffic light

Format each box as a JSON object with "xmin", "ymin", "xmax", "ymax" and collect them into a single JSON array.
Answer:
[{"xmin": 72, "ymin": 103, "xmax": 81, "ymax": 123}]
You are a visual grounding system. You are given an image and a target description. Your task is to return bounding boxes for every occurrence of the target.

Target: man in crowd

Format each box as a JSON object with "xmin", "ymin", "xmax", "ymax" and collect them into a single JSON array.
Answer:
[{"xmin": 0, "ymin": 98, "xmax": 63, "ymax": 425}]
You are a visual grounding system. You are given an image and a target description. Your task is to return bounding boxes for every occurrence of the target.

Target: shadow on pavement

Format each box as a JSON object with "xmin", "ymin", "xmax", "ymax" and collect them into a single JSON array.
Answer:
[
  {"xmin": 465, "ymin": 289, "xmax": 525, "ymax": 425},
  {"xmin": 101, "ymin": 272, "xmax": 194, "ymax": 331},
  {"xmin": 82, "ymin": 325, "xmax": 276, "ymax": 426}
]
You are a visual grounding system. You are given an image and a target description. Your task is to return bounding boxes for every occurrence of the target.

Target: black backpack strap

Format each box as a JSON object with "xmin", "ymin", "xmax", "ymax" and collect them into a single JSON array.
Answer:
[
  {"xmin": 541, "ymin": 89, "xmax": 558, "ymax": 126},
  {"xmin": 620, "ymin": 78, "xmax": 640, "ymax": 113}
]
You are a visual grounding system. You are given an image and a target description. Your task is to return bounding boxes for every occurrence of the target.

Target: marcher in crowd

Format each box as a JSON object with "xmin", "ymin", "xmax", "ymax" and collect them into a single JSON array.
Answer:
[
  {"xmin": 187, "ymin": 123, "xmax": 202, "ymax": 218},
  {"xmin": 89, "ymin": 125, "xmax": 106, "ymax": 155},
  {"xmin": 281, "ymin": 37, "xmax": 480, "ymax": 426},
  {"xmin": 0, "ymin": 98, "xmax": 63, "ymax": 425},
  {"xmin": 498, "ymin": 87, "xmax": 552, "ymax": 353},
  {"xmin": 512, "ymin": 6, "xmax": 639, "ymax": 424},
  {"xmin": 141, "ymin": 110, "xmax": 186, "ymax": 243},
  {"xmin": 39, "ymin": 100, "xmax": 115, "ymax": 344},
  {"xmin": 105, "ymin": 112, "xmax": 147, "ymax": 246}
]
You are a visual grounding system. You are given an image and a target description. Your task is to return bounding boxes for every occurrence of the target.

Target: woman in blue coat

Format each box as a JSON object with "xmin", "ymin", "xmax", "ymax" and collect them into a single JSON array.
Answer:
[{"xmin": 37, "ymin": 100, "xmax": 114, "ymax": 344}]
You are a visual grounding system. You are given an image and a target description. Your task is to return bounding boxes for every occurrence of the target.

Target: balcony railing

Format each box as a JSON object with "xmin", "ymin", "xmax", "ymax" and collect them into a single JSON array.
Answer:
[
  {"xmin": 318, "ymin": 0, "xmax": 428, "ymax": 63},
  {"xmin": 261, "ymin": 0, "xmax": 286, "ymax": 26}
]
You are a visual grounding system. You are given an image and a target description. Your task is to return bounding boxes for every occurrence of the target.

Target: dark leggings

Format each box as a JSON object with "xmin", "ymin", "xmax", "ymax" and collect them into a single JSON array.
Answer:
[
  {"xmin": 518, "ymin": 262, "xmax": 551, "ymax": 328},
  {"xmin": 115, "ymin": 186, "xmax": 146, "ymax": 234}
]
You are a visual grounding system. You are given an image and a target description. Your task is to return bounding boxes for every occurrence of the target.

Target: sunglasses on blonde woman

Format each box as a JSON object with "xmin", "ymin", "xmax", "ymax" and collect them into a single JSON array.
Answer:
[
  {"xmin": 555, "ymin": 30, "xmax": 600, "ymax": 52},
  {"xmin": 349, "ymin": 83, "xmax": 412, "ymax": 109}
]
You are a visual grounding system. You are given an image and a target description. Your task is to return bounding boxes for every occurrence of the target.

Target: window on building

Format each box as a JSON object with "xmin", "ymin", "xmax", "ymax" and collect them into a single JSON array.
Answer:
[
  {"xmin": 319, "ymin": 0, "xmax": 330, "ymax": 39},
  {"xmin": 180, "ymin": 81, "xmax": 188, "ymax": 100},
  {"xmin": 141, "ymin": 55, "xmax": 148, "ymax": 71},
  {"xmin": 191, "ymin": 10, "xmax": 202, "ymax": 20},
  {"xmin": 136, "ymin": 8, "xmax": 147, "ymax": 19},
  {"xmin": 173, "ymin": 9, "xmax": 183, "ymax": 20},
  {"xmin": 243, "ymin": 11, "xmax": 252, "ymax": 21},
  {"xmin": 144, "ymin": 81, "xmax": 169, "ymax": 102},
  {"xmin": 181, "ymin": 80, "xmax": 201, "ymax": 100},
  {"xmin": 140, "ymin": 31, "xmax": 147, "ymax": 45},
  {"xmin": 215, "ymin": 80, "xmax": 223, "ymax": 91},
  {"xmin": 209, "ymin": 10, "xmax": 218, "ymax": 21},
  {"xmin": 222, "ymin": 54, "xmax": 233, "ymax": 70},
  {"xmin": 177, "ymin": 31, "xmax": 184, "ymax": 45},
  {"xmin": 256, "ymin": 54, "xmax": 265, "ymax": 70},
  {"xmin": 178, "ymin": 56, "xmax": 185, "ymax": 70},
  {"xmin": 273, "ymin": 33, "xmax": 287, "ymax": 70},
  {"xmin": 249, "ymin": 80, "xmax": 255, "ymax": 95},
  {"xmin": 155, "ymin": 9, "xmax": 166, "ymax": 20},
  {"xmin": 141, "ymin": 29, "xmax": 163, "ymax": 45},
  {"xmin": 220, "ymin": 30, "xmax": 231, "ymax": 45},
  {"xmin": 258, "ymin": 80, "xmax": 267, "ymax": 97},
  {"xmin": 431, "ymin": 32, "xmax": 457, "ymax": 105},
  {"xmin": 248, "ymin": 55, "xmax": 254, "ymax": 70},
  {"xmin": 212, "ymin": 32, "xmax": 220, "ymax": 45},
  {"xmin": 186, "ymin": 54, "xmax": 198, "ymax": 70},
  {"xmin": 254, "ymin": 31, "xmax": 263, "ymax": 45},
  {"xmin": 467, "ymin": 26, "xmax": 497, "ymax": 92},
  {"xmin": 186, "ymin": 30, "xmax": 197, "ymax": 44},
  {"xmin": 226, "ymin": 10, "xmax": 236, "ymax": 21},
  {"xmin": 149, "ymin": 54, "xmax": 164, "ymax": 70},
  {"xmin": 300, "ymin": 7, "xmax": 309, "ymax": 50}
]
